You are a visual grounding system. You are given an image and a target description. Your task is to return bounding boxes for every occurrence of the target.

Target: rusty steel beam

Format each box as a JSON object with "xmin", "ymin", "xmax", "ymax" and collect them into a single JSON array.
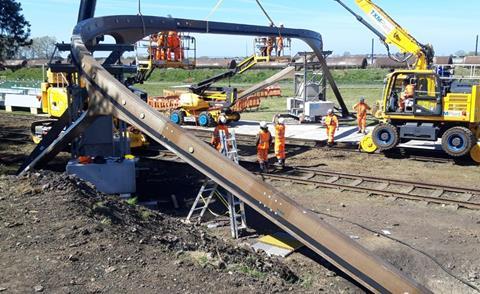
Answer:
[{"xmin": 23, "ymin": 15, "xmax": 430, "ymax": 293}]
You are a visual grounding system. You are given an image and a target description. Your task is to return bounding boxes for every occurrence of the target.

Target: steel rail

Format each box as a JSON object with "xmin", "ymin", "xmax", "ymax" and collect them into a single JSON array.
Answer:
[
  {"xmin": 145, "ymin": 150, "xmax": 480, "ymax": 210},
  {"xmin": 261, "ymin": 173, "xmax": 480, "ymax": 210},
  {"xmin": 293, "ymin": 167, "xmax": 480, "ymax": 195},
  {"xmin": 18, "ymin": 15, "xmax": 430, "ymax": 293}
]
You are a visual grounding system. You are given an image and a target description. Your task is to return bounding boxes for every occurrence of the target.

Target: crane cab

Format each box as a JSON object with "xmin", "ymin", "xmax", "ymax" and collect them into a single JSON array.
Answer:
[{"xmin": 382, "ymin": 70, "xmax": 442, "ymax": 118}]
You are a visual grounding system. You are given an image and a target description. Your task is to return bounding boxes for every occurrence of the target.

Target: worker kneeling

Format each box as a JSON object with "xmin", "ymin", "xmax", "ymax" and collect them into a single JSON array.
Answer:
[
  {"xmin": 256, "ymin": 121, "xmax": 272, "ymax": 173},
  {"xmin": 353, "ymin": 97, "xmax": 371, "ymax": 134},
  {"xmin": 324, "ymin": 109, "xmax": 339, "ymax": 146},
  {"xmin": 211, "ymin": 116, "xmax": 229, "ymax": 153},
  {"xmin": 274, "ymin": 116, "xmax": 286, "ymax": 168}
]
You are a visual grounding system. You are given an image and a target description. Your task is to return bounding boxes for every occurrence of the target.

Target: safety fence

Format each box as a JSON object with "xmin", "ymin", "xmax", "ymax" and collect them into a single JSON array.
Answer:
[{"xmin": 147, "ymin": 96, "xmax": 180, "ymax": 111}]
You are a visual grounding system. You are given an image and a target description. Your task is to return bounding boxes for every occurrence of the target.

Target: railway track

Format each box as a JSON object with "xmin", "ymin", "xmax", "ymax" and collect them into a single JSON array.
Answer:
[
  {"xmin": 148, "ymin": 149, "xmax": 480, "ymax": 210},
  {"xmin": 260, "ymin": 167, "xmax": 480, "ymax": 210}
]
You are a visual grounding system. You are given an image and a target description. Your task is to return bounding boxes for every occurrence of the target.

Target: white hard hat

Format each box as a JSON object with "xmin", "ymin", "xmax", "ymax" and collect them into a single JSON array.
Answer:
[
  {"xmin": 278, "ymin": 117, "xmax": 285, "ymax": 124},
  {"xmin": 219, "ymin": 115, "xmax": 227, "ymax": 124},
  {"xmin": 327, "ymin": 109, "xmax": 333, "ymax": 114},
  {"xmin": 260, "ymin": 121, "xmax": 268, "ymax": 128}
]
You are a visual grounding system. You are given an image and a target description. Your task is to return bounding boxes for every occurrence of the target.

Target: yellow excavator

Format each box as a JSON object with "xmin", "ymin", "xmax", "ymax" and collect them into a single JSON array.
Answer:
[
  {"xmin": 336, "ymin": 0, "xmax": 480, "ymax": 162},
  {"xmin": 170, "ymin": 54, "xmax": 266, "ymax": 127}
]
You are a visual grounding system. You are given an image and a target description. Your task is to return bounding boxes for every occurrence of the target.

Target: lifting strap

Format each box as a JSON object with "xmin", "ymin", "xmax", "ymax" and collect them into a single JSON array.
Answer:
[{"xmin": 205, "ymin": 0, "xmax": 225, "ymax": 33}]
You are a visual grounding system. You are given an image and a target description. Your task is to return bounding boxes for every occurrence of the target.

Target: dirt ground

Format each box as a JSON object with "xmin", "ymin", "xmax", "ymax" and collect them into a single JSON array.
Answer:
[{"xmin": 1, "ymin": 111, "xmax": 479, "ymax": 293}]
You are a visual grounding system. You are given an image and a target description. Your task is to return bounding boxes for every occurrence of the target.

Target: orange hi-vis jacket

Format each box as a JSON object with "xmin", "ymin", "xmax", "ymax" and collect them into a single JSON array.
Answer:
[
  {"xmin": 353, "ymin": 102, "xmax": 371, "ymax": 119},
  {"xmin": 257, "ymin": 130, "xmax": 272, "ymax": 150},
  {"xmin": 211, "ymin": 125, "xmax": 229, "ymax": 151},
  {"xmin": 325, "ymin": 114, "xmax": 338, "ymax": 128}
]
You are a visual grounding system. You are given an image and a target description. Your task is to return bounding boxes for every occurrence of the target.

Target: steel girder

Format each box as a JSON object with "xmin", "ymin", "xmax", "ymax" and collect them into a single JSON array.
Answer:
[{"xmin": 20, "ymin": 15, "xmax": 429, "ymax": 293}]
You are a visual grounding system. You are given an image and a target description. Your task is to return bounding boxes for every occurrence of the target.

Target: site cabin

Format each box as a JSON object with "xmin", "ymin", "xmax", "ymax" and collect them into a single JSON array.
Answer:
[{"xmin": 373, "ymin": 69, "xmax": 480, "ymax": 158}]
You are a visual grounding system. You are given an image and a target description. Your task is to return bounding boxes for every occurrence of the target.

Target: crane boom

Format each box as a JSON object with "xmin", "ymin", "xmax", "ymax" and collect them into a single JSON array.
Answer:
[{"xmin": 335, "ymin": 0, "xmax": 434, "ymax": 70}]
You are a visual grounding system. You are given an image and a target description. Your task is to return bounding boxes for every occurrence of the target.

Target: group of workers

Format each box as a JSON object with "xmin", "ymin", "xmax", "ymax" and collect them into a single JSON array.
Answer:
[
  {"xmin": 210, "ymin": 115, "xmax": 286, "ymax": 173},
  {"xmin": 254, "ymin": 116, "xmax": 286, "ymax": 172},
  {"xmin": 259, "ymin": 24, "xmax": 285, "ymax": 57},
  {"xmin": 150, "ymin": 31, "xmax": 183, "ymax": 62},
  {"xmin": 210, "ymin": 97, "xmax": 370, "ymax": 171}
]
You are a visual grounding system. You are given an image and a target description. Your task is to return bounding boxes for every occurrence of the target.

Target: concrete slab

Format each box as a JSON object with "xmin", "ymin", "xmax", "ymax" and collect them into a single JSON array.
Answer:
[{"xmin": 184, "ymin": 120, "xmax": 443, "ymax": 150}]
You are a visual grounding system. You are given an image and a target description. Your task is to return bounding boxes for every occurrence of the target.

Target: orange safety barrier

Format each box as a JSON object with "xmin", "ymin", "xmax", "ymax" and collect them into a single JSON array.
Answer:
[
  {"xmin": 147, "ymin": 95, "xmax": 180, "ymax": 111},
  {"xmin": 231, "ymin": 95, "xmax": 262, "ymax": 112},
  {"xmin": 252, "ymin": 85, "xmax": 282, "ymax": 98}
]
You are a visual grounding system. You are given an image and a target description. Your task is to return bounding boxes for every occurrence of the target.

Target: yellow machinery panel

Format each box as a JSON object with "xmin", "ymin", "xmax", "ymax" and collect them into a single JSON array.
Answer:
[
  {"xmin": 471, "ymin": 85, "xmax": 480, "ymax": 122},
  {"xmin": 443, "ymin": 93, "xmax": 470, "ymax": 121},
  {"xmin": 46, "ymin": 87, "xmax": 69, "ymax": 118},
  {"xmin": 179, "ymin": 93, "xmax": 210, "ymax": 110}
]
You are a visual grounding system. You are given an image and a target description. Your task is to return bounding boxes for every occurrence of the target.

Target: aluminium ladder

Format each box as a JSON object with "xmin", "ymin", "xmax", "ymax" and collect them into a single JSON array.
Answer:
[{"xmin": 185, "ymin": 129, "xmax": 247, "ymax": 238}]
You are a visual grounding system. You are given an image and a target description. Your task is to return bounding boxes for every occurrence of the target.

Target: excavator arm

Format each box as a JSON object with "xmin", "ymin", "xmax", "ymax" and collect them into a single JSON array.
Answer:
[{"xmin": 335, "ymin": 0, "xmax": 434, "ymax": 70}]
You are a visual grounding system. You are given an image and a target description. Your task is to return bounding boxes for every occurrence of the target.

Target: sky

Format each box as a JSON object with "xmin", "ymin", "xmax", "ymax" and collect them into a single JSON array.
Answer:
[{"xmin": 18, "ymin": 0, "xmax": 480, "ymax": 57}]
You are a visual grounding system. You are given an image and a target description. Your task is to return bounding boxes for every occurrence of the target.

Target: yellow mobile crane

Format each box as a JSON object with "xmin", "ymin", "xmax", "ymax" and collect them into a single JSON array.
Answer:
[{"xmin": 336, "ymin": 0, "xmax": 480, "ymax": 162}]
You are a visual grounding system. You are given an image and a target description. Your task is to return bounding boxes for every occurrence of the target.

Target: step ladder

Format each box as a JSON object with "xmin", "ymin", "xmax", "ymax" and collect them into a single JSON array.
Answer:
[{"xmin": 185, "ymin": 129, "xmax": 247, "ymax": 238}]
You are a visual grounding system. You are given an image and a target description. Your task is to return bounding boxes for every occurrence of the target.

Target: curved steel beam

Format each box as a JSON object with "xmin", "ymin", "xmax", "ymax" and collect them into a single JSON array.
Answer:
[
  {"xmin": 73, "ymin": 15, "xmax": 350, "ymax": 116},
  {"xmin": 63, "ymin": 16, "xmax": 427, "ymax": 293}
]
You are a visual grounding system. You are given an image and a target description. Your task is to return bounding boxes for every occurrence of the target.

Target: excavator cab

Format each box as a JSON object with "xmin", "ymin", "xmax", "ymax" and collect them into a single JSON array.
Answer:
[{"xmin": 384, "ymin": 71, "xmax": 442, "ymax": 117}]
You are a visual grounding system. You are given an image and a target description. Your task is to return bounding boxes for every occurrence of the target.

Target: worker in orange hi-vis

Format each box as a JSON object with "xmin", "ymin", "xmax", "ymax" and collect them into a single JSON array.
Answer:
[
  {"xmin": 276, "ymin": 24, "xmax": 284, "ymax": 57},
  {"xmin": 255, "ymin": 121, "xmax": 272, "ymax": 173},
  {"xmin": 266, "ymin": 36, "xmax": 274, "ymax": 57},
  {"xmin": 399, "ymin": 77, "xmax": 415, "ymax": 112},
  {"xmin": 150, "ymin": 33, "xmax": 158, "ymax": 60},
  {"xmin": 156, "ymin": 32, "xmax": 167, "ymax": 61},
  {"xmin": 273, "ymin": 115, "xmax": 286, "ymax": 168},
  {"xmin": 353, "ymin": 97, "xmax": 371, "ymax": 134},
  {"xmin": 167, "ymin": 31, "xmax": 176, "ymax": 61},
  {"xmin": 174, "ymin": 32, "xmax": 183, "ymax": 61},
  {"xmin": 211, "ymin": 116, "xmax": 229, "ymax": 153},
  {"xmin": 324, "ymin": 109, "xmax": 339, "ymax": 147}
]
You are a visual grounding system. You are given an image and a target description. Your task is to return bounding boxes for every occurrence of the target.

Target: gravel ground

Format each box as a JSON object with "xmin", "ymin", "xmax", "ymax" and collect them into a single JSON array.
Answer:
[{"xmin": 0, "ymin": 111, "xmax": 479, "ymax": 293}]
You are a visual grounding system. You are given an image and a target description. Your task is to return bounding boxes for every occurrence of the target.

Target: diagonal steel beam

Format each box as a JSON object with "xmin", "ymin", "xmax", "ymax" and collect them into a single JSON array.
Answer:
[{"xmin": 57, "ymin": 15, "xmax": 429, "ymax": 293}]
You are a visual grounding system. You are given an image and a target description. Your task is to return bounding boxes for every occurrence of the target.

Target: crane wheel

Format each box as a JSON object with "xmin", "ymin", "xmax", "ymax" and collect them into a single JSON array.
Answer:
[
  {"xmin": 170, "ymin": 110, "xmax": 184, "ymax": 125},
  {"xmin": 359, "ymin": 133, "xmax": 378, "ymax": 153},
  {"xmin": 441, "ymin": 126, "xmax": 475, "ymax": 157},
  {"xmin": 470, "ymin": 142, "xmax": 480, "ymax": 164},
  {"xmin": 371, "ymin": 123, "xmax": 399, "ymax": 151},
  {"xmin": 198, "ymin": 111, "xmax": 214, "ymax": 127},
  {"xmin": 230, "ymin": 111, "xmax": 241, "ymax": 122}
]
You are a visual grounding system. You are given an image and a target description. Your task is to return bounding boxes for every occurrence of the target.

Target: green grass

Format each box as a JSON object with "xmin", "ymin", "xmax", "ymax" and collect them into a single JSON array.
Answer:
[
  {"xmin": 234, "ymin": 264, "xmax": 267, "ymax": 280},
  {"xmin": 0, "ymin": 68, "xmax": 44, "ymax": 81},
  {"xmin": 126, "ymin": 196, "xmax": 138, "ymax": 206},
  {"xmin": 1, "ymin": 67, "xmax": 387, "ymax": 86},
  {"xmin": 1, "ymin": 67, "xmax": 386, "ymax": 122}
]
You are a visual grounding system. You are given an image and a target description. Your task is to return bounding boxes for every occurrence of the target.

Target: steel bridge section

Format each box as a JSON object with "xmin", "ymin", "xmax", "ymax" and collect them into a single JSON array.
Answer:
[{"xmin": 19, "ymin": 15, "xmax": 429, "ymax": 293}]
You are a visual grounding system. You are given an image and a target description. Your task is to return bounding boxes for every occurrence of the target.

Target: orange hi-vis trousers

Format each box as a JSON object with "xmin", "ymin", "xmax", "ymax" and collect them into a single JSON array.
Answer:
[
  {"xmin": 357, "ymin": 115, "xmax": 367, "ymax": 131},
  {"xmin": 326, "ymin": 126, "xmax": 336, "ymax": 144},
  {"xmin": 274, "ymin": 124, "xmax": 285, "ymax": 159}
]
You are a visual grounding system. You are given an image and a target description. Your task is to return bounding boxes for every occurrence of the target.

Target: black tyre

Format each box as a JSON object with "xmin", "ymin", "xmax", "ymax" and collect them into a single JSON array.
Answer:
[
  {"xmin": 231, "ymin": 111, "xmax": 241, "ymax": 122},
  {"xmin": 170, "ymin": 110, "xmax": 185, "ymax": 125},
  {"xmin": 198, "ymin": 111, "xmax": 214, "ymax": 127},
  {"xmin": 372, "ymin": 123, "xmax": 399, "ymax": 151},
  {"xmin": 441, "ymin": 126, "xmax": 475, "ymax": 157}
]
